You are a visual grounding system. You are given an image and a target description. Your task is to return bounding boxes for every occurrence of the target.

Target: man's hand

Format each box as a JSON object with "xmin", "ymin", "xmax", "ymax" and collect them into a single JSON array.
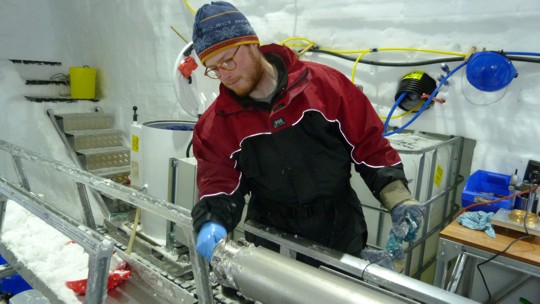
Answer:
[
  {"xmin": 386, "ymin": 200, "xmax": 425, "ymax": 259},
  {"xmin": 196, "ymin": 221, "xmax": 227, "ymax": 261},
  {"xmin": 390, "ymin": 199, "xmax": 425, "ymax": 241}
]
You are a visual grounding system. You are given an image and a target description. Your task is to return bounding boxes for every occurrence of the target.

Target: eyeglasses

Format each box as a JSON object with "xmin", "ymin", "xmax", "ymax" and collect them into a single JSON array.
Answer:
[{"xmin": 204, "ymin": 46, "xmax": 241, "ymax": 79}]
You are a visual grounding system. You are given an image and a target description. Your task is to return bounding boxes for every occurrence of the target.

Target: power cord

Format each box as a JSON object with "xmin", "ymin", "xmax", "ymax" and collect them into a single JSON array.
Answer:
[
  {"xmin": 361, "ymin": 260, "xmax": 376, "ymax": 281},
  {"xmin": 476, "ymin": 233, "xmax": 532, "ymax": 302},
  {"xmin": 476, "ymin": 184, "xmax": 535, "ymax": 303}
]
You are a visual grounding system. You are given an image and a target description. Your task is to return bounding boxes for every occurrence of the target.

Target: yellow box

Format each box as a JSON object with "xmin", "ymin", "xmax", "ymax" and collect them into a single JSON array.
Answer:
[{"xmin": 70, "ymin": 66, "xmax": 97, "ymax": 99}]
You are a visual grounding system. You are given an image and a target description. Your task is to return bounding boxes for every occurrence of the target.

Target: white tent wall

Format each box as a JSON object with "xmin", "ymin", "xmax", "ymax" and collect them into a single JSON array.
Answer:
[{"xmin": 2, "ymin": 0, "xmax": 538, "ymax": 177}]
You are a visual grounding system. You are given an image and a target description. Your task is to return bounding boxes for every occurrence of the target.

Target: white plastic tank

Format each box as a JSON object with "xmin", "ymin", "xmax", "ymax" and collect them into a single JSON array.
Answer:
[
  {"xmin": 140, "ymin": 120, "xmax": 195, "ymax": 244},
  {"xmin": 351, "ymin": 132, "xmax": 456, "ymax": 278},
  {"xmin": 351, "ymin": 133, "xmax": 452, "ymax": 247}
]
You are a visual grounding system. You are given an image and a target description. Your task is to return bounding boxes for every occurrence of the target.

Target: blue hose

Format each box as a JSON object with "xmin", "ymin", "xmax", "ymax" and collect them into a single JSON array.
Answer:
[
  {"xmin": 383, "ymin": 61, "xmax": 468, "ymax": 137},
  {"xmin": 506, "ymin": 51, "xmax": 540, "ymax": 57},
  {"xmin": 383, "ymin": 91, "xmax": 408, "ymax": 134}
]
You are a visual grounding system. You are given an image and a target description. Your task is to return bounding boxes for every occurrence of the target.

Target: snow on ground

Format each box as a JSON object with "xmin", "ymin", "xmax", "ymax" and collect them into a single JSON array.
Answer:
[{"xmin": 1, "ymin": 200, "xmax": 123, "ymax": 303}]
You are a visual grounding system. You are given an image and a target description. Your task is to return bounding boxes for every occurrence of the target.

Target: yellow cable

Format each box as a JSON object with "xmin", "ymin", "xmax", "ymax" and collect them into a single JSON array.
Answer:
[
  {"xmin": 379, "ymin": 101, "xmax": 423, "ymax": 119},
  {"xmin": 376, "ymin": 47, "xmax": 466, "ymax": 57},
  {"xmin": 283, "ymin": 42, "xmax": 313, "ymax": 48},
  {"xmin": 127, "ymin": 207, "xmax": 141, "ymax": 255},
  {"xmin": 279, "ymin": 36, "xmax": 317, "ymax": 47},
  {"xmin": 324, "ymin": 48, "xmax": 371, "ymax": 54},
  {"xmin": 330, "ymin": 47, "xmax": 466, "ymax": 57},
  {"xmin": 183, "ymin": 0, "xmax": 196, "ymax": 15},
  {"xmin": 297, "ymin": 44, "xmax": 315, "ymax": 58},
  {"xmin": 351, "ymin": 50, "xmax": 371, "ymax": 83}
]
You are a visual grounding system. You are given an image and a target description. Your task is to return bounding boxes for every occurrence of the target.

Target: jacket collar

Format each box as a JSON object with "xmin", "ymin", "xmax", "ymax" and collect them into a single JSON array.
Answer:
[{"xmin": 213, "ymin": 44, "xmax": 308, "ymax": 115}]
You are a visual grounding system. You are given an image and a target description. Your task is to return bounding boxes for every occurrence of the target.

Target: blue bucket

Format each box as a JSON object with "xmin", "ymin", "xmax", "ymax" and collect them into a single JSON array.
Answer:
[{"xmin": 0, "ymin": 256, "xmax": 32, "ymax": 296}]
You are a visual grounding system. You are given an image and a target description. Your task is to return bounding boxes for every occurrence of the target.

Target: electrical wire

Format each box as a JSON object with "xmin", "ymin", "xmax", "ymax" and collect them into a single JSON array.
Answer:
[
  {"xmin": 476, "ymin": 233, "xmax": 532, "ymax": 302},
  {"xmin": 351, "ymin": 50, "xmax": 371, "ymax": 83},
  {"xmin": 361, "ymin": 261, "xmax": 376, "ymax": 281},
  {"xmin": 325, "ymin": 47, "xmax": 466, "ymax": 57},
  {"xmin": 279, "ymin": 36, "xmax": 317, "ymax": 48},
  {"xmin": 475, "ymin": 184, "xmax": 536, "ymax": 302},
  {"xmin": 186, "ymin": 138, "xmax": 192, "ymax": 158},
  {"xmin": 506, "ymin": 55, "xmax": 540, "ymax": 63},
  {"xmin": 310, "ymin": 48, "xmax": 540, "ymax": 66},
  {"xmin": 309, "ymin": 48, "xmax": 467, "ymax": 67}
]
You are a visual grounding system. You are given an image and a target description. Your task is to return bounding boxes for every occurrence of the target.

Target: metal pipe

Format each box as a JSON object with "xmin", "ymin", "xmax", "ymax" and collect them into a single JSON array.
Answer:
[
  {"xmin": 0, "ymin": 139, "xmax": 192, "ymax": 229},
  {"xmin": 244, "ymin": 220, "xmax": 478, "ymax": 304},
  {"xmin": 76, "ymin": 182, "xmax": 96, "ymax": 229},
  {"xmin": 11, "ymin": 155, "xmax": 31, "ymax": 191},
  {"xmin": 166, "ymin": 158, "xmax": 179, "ymax": 251},
  {"xmin": 446, "ymin": 253, "xmax": 468, "ymax": 292},
  {"xmin": 212, "ymin": 239, "xmax": 411, "ymax": 304}
]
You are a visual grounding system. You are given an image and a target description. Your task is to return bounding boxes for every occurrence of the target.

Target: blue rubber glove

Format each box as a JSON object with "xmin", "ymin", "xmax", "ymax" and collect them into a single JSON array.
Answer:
[
  {"xmin": 386, "ymin": 200, "xmax": 425, "ymax": 259},
  {"xmin": 196, "ymin": 221, "xmax": 227, "ymax": 261},
  {"xmin": 390, "ymin": 200, "xmax": 425, "ymax": 241}
]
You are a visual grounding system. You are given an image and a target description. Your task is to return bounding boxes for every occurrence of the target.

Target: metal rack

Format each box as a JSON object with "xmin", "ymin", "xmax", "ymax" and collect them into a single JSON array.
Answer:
[
  {"xmin": 0, "ymin": 139, "xmax": 211, "ymax": 304},
  {"xmin": 354, "ymin": 132, "xmax": 467, "ymax": 281}
]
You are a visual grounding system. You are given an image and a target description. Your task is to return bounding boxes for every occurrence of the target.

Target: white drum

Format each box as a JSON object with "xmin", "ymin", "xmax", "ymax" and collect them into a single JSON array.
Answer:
[{"xmin": 140, "ymin": 120, "xmax": 195, "ymax": 244}]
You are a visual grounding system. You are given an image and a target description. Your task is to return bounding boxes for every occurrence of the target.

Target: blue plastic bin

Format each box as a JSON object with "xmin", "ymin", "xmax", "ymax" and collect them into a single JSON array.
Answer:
[
  {"xmin": 0, "ymin": 255, "xmax": 32, "ymax": 296},
  {"xmin": 461, "ymin": 170, "xmax": 512, "ymax": 212}
]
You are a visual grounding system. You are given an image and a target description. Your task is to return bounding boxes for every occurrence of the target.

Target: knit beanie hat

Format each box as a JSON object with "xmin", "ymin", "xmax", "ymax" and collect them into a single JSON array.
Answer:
[{"xmin": 192, "ymin": 1, "xmax": 260, "ymax": 64}]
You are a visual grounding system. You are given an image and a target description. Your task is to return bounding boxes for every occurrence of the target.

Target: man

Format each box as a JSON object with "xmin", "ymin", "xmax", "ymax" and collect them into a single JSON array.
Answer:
[{"xmin": 190, "ymin": 1, "xmax": 424, "ymax": 266}]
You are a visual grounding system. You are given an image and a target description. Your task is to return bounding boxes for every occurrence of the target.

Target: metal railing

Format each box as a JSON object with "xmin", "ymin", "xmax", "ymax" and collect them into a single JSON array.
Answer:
[{"xmin": 0, "ymin": 139, "xmax": 213, "ymax": 303}]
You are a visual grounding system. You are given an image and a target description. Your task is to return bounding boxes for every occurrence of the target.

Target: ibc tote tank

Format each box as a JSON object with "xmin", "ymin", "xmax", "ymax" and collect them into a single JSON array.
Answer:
[{"xmin": 140, "ymin": 120, "xmax": 195, "ymax": 244}]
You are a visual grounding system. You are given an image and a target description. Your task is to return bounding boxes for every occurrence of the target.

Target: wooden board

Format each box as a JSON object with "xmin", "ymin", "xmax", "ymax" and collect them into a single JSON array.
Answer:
[{"xmin": 440, "ymin": 220, "xmax": 540, "ymax": 267}]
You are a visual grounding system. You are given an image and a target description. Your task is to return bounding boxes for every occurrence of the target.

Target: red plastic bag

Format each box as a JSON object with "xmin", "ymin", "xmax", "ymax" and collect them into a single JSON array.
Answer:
[{"xmin": 66, "ymin": 262, "xmax": 131, "ymax": 295}]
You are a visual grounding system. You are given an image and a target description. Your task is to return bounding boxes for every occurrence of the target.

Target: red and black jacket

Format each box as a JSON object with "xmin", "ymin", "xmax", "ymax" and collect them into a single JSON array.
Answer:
[{"xmin": 191, "ymin": 44, "xmax": 406, "ymax": 233}]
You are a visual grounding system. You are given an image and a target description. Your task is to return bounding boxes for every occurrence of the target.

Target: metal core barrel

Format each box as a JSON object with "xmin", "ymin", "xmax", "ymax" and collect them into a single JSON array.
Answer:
[{"xmin": 211, "ymin": 239, "xmax": 407, "ymax": 304}]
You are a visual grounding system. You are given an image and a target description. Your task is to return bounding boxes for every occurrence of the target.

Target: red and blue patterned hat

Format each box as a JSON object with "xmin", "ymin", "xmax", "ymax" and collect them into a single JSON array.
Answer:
[{"xmin": 192, "ymin": 1, "xmax": 260, "ymax": 64}]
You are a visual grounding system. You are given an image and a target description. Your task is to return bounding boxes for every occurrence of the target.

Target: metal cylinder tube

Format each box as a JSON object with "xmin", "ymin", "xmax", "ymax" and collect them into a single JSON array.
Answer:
[{"xmin": 211, "ymin": 239, "xmax": 406, "ymax": 304}]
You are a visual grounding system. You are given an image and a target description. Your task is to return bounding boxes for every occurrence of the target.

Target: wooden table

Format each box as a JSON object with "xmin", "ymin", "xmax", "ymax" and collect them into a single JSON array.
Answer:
[{"xmin": 434, "ymin": 220, "xmax": 540, "ymax": 300}]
